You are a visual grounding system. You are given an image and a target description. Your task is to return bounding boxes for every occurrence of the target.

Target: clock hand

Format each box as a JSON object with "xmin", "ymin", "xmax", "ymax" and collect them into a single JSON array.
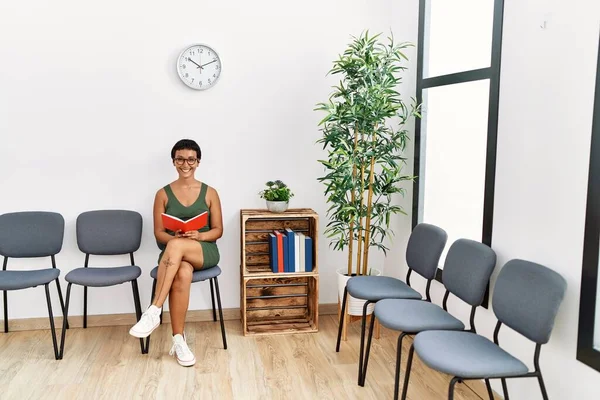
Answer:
[
  {"xmin": 186, "ymin": 57, "xmax": 202, "ymax": 69},
  {"xmin": 200, "ymin": 60, "xmax": 217, "ymax": 68}
]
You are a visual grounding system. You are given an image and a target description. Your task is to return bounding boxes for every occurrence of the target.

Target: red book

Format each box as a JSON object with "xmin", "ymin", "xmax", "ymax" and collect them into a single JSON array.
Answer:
[
  {"xmin": 274, "ymin": 231, "xmax": 284, "ymax": 273},
  {"xmin": 161, "ymin": 211, "xmax": 208, "ymax": 232}
]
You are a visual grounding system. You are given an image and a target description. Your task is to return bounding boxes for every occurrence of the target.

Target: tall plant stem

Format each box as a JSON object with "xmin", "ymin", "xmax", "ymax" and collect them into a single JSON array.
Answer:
[
  {"xmin": 362, "ymin": 129, "xmax": 377, "ymax": 276},
  {"xmin": 356, "ymin": 132, "xmax": 366, "ymax": 276},
  {"xmin": 347, "ymin": 129, "xmax": 359, "ymax": 276}
]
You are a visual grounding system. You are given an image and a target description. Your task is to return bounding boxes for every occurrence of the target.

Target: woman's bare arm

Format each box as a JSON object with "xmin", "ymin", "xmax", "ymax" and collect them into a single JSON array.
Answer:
[
  {"xmin": 153, "ymin": 188, "xmax": 181, "ymax": 244},
  {"xmin": 197, "ymin": 187, "xmax": 223, "ymax": 242}
]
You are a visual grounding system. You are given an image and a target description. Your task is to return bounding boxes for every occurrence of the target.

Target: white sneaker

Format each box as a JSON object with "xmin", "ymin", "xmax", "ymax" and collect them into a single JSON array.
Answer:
[
  {"xmin": 129, "ymin": 305, "xmax": 161, "ymax": 338},
  {"xmin": 169, "ymin": 333, "xmax": 196, "ymax": 367}
]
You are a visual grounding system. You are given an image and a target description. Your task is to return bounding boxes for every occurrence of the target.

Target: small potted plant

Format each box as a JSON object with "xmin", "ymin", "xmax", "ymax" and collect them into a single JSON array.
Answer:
[{"xmin": 259, "ymin": 180, "xmax": 294, "ymax": 213}]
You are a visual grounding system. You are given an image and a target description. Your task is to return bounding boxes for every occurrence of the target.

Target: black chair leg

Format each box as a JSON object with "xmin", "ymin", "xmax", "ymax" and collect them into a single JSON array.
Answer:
[
  {"xmin": 83, "ymin": 286, "xmax": 88, "ymax": 329},
  {"xmin": 448, "ymin": 377, "xmax": 460, "ymax": 400},
  {"xmin": 145, "ymin": 279, "xmax": 157, "ymax": 353},
  {"xmin": 3, "ymin": 290, "xmax": 7, "ymax": 333},
  {"xmin": 210, "ymin": 279, "xmax": 217, "ymax": 321},
  {"xmin": 537, "ymin": 372, "xmax": 549, "ymax": 400},
  {"xmin": 358, "ymin": 300, "xmax": 373, "ymax": 385},
  {"xmin": 501, "ymin": 378, "xmax": 509, "ymax": 399},
  {"xmin": 359, "ymin": 310, "xmax": 377, "ymax": 386},
  {"xmin": 335, "ymin": 286, "xmax": 348, "ymax": 352},
  {"xmin": 214, "ymin": 277, "xmax": 227, "ymax": 350},
  {"xmin": 44, "ymin": 284, "xmax": 60, "ymax": 360},
  {"xmin": 54, "ymin": 278, "xmax": 69, "ymax": 329},
  {"xmin": 154, "ymin": 278, "xmax": 163, "ymax": 325},
  {"xmin": 59, "ymin": 283, "xmax": 72, "ymax": 359},
  {"xmin": 400, "ymin": 343, "xmax": 415, "ymax": 400},
  {"xmin": 131, "ymin": 279, "xmax": 146, "ymax": 354},
  {"xmin": 485, "ymin": 379, "xmax": 494, "ymax": 399},
  {"xmin": 393, "ymin": 333, "xmax": 410, "ymax": 399}
]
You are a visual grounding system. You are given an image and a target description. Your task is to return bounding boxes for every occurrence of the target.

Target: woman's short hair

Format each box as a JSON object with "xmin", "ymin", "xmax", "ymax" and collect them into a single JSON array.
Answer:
[{"xmin": 171, "ymin": 139, "xmax": 201, "ymax": 160}]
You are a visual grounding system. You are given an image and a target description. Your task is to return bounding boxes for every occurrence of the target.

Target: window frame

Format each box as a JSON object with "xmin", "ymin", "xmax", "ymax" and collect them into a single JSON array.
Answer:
[
  {"xmin": 577, "ymin": 34, "xmax": 600, "ymax": 373},
  {"xmin": 413, "ymin": 0, "xmax": 505, "ymax": 307}
]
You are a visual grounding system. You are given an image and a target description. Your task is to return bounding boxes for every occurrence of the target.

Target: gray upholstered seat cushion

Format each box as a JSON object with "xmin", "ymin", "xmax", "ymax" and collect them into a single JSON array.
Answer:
[
  {"xmin": 65, "ymin": 266, "xmax": 141, "ymax": 287},
  {"xmin": 374, "ymin": 299, "xmax": 465, "ymax": 332},
  {"xmin": 150, "ymin": 265, "xmax": 221, "ymax": 282},
  {"xmin": 347, "ymin": 276, "xmax": 421, "ymax": 301},
  {"xmin": 414, "ymin": 330, "xmax": 529, "ymax": 378},
  {"xmin": 0, "ymin": 269, "xmax": 60, "ymax": 290}
]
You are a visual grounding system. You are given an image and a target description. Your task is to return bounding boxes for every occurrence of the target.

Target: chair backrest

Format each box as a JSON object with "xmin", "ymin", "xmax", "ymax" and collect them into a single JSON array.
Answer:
[
  {"xmin": 0, "ymin": 211, "xmax": 64, "ymax": 258},
  {"xmin": 492, "ymin": 259, "xmax": 567, "ymax": 344},
  {"xmin": 76, "ymin": 210, "xmax": 142, "ymax": 255},
  {"xmin": 406, "ymin": 223, "xmax": 448, "ymax": 280},
  {"xmin": 442, "ymin": 239, "xmax": 497, "ymax": 306}
]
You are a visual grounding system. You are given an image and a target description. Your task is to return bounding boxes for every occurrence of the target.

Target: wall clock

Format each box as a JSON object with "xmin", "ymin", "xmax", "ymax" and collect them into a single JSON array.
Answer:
[{"xmin": 177, "ymin": 44, "xmax": 222, "ymax": 90}]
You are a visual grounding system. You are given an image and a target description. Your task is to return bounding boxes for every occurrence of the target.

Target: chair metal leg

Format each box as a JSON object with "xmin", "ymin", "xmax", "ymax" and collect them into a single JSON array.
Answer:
[
  {"xmin": 485, "ymin": 379, "xmax": 494, "ymax": 399},
  {"xmin": 59, "ymin": 283, "xmax": 72, "ymax": 359},
  {"xmin": 44, "ymin": 284, "xmax": 60, "ymax": 360},
  {"xmin": 131, "ymin": 279, "xmax": 146, "ymax": 354},
  {"xmin": 501, "ymin": 378, "xmax": 509, "ymax": 399},
  {"xmin": 3, "ymin": 291, "xmax": 7, "ymax": 333},
  {"xmin": 537, "ymin": 372, "xmax": 549, "ymax": 400},
  {"xmin": 335, "ymin": 286, "xmax": 348, "ymax": 352},
  {"xmin": 214, "ymin": 277, "xmax": 227, "ymax": 350},
  {"xmin": 145, "ymin": 279, "xmax": 157, "ymax": 353},
  {"xmin": 54, "ymin": 278, "xmax": 69, "ymax": 329},
  {"xmin": 210, "ymin": 278, "xmax": 217, "ymax": 322},
  {"xmin": 359, "ymin": 311, "xmax": 377, "ymax": 386},
  {"xmin": 448, "ymin": 377, "xmax": 460, "ymax": 400},
  {"xmin": 358, "ymin": 300, "xmax": 374, "ymax": 385},
  {"xmin": 83, "ymin": 286, "xmax": 88, "ymax": 328},
  {"xmin": 400, "ymin": 343, "xmax": 415, "ymax": 400},
  {"xmin": 392, "ymin": 333, "xmax": 410, "ymax": 399}
]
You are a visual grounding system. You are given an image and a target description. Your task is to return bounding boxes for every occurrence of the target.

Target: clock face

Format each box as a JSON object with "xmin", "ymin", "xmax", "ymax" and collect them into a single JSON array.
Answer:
[{"xmin": 177, "ymin": 44, "xmax": 222, "ymax": 90}]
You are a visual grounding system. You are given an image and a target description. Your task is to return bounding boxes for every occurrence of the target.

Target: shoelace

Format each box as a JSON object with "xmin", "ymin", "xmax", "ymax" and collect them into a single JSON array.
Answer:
[
  {"xmin": 139, "ymin": 312, "xmax": 153, "ymax": 326},
  {"xmin": 169, "ymin": 342, "xmax": 190, "ymax": 358}
]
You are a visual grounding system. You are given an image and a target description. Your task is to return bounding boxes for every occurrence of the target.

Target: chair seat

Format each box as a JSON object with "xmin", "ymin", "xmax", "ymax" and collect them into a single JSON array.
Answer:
[
  {"xmin": 0, "ymin": 269, "xmax": 60, "ymax": 291},
  {"xmin": 375, "ymin": 299, "xmax": 465, "ymax": 332},
  {"xmin": 150, "ymin": 265, "xmax": 221, "ymax": 282},
  {"xmin": 414, "ymin": 330, "xmax": 529, "ymax": 379},
  {"xmin": 65, "ymin": 266, "xmax": 141, "ymax": 287},
  {"xmin": 347, "ymin": 276, "xmax": 421, "ymax": 301}
]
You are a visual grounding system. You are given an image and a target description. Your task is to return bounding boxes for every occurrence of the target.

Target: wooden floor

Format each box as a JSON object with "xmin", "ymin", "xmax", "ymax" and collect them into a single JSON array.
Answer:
[{"xmin": 0, "ymin": 315, "xmax": 492, "ymax": 399}]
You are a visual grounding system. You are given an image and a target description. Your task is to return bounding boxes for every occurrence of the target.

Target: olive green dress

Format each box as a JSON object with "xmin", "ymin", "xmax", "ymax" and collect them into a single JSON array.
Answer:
[{"xmin": 157, "ymin": 183, "xmax": 220, "ymax": 269}]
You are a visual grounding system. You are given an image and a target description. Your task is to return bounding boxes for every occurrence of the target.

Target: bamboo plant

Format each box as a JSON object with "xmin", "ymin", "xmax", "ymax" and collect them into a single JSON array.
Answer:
[{"xmin": 316, "ymin": 31, "xmax": 421, "ymax": 277}]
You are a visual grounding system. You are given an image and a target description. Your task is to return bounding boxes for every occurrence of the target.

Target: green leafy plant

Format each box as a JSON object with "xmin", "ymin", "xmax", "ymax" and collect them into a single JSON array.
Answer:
[
  {"xmin": 259, "ymin": 180, "xmax": 295, "ymax": 202},
  {"xmin": 315, "ymin": 31, "xmax": 421, "ymax": 276}
]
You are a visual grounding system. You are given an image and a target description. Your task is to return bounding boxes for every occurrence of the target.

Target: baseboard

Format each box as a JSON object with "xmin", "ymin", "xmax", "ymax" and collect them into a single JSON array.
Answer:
[{"xmin": 0, "ymin": 303, "xmax": 340, "ymax": 332}]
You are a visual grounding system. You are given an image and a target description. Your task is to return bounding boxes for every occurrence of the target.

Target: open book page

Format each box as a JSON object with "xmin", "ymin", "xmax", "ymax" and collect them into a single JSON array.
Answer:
[{"xmin": 161, "ymin": 211, "xmax": 208, "ymax": 232}]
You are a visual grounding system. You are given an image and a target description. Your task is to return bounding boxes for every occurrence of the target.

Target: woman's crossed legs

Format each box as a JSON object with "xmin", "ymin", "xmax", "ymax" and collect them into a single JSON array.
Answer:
[{"xmin": 129, "ymin": 239, "xmax": 203, "ymax": 366}]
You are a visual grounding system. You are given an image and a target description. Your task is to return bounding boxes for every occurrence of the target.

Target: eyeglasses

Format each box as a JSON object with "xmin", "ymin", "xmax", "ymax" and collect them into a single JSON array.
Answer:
[{"xmin": 173, "ymin": 157, "xmax": 198, "ymax": 166}]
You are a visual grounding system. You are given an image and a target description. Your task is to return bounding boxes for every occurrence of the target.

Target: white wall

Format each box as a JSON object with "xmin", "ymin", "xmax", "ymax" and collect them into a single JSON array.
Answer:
[
  {"xmin": 387, "ymin": 1, "xmax": 600, "ymax": 399},
  {"xmin": 0, "ymin": 0, "xmax": 407, "ymax": 320}
]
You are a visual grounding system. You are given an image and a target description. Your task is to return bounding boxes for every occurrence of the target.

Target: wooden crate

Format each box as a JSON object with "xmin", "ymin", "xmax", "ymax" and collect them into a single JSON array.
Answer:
[
  {"xmin": 242, "ymin": 275, "xmax": 319, "ymax": 335},
  {"xmin": 240, "ymin": 208, "xmax": 319, "ymax": 336}
]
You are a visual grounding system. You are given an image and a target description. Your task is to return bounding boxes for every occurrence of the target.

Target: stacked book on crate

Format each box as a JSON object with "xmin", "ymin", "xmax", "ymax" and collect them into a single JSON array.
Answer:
[{"xmin": 268, "ymin": 227, "xmax": 313, "ymax": 273}]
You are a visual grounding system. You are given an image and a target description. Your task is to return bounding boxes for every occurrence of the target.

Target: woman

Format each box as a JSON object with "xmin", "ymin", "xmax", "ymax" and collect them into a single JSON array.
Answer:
[{"xmin": 129, "ymin": 139, "xmax": 223, "ymax": 367}]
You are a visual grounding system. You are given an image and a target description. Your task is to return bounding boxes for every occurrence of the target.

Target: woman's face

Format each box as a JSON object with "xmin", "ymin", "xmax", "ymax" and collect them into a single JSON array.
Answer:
[{"xmin": 173, "ymin": 149, "xmax": 199, "ymax": 178}]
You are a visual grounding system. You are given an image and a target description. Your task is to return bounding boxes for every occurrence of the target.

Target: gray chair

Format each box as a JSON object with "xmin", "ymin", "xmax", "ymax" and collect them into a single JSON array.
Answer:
[
  {"xmin": 336, "ymin": 222, "xmax": 448, "ymax": 384},
  {"xmin": 401, "ymin": 259, "xmax": 567, "ymax": 400},
  {"xmin": 59, "ymin": 210, "xmax": 145, "ymax": 358},
  {"xmin": 0, "ymin": 211, "xmax": 68, "ymax": 360},
  {"xmin": 144, "ymin": 265, "xmax": 227, "ymax": 352},
  {"xmin": 361, "ymin": 238, "xmax": 497, "ymax": 399}
]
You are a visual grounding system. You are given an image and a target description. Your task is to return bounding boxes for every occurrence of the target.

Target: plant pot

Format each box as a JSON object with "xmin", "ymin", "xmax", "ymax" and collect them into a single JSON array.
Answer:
[
  {"xmin": 337, "ymin": 267, "xmax": 382, "ymax": 316},
  {"xmin": 266, "ymin": 200, "xmax": 289, "ymax": 213}
]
